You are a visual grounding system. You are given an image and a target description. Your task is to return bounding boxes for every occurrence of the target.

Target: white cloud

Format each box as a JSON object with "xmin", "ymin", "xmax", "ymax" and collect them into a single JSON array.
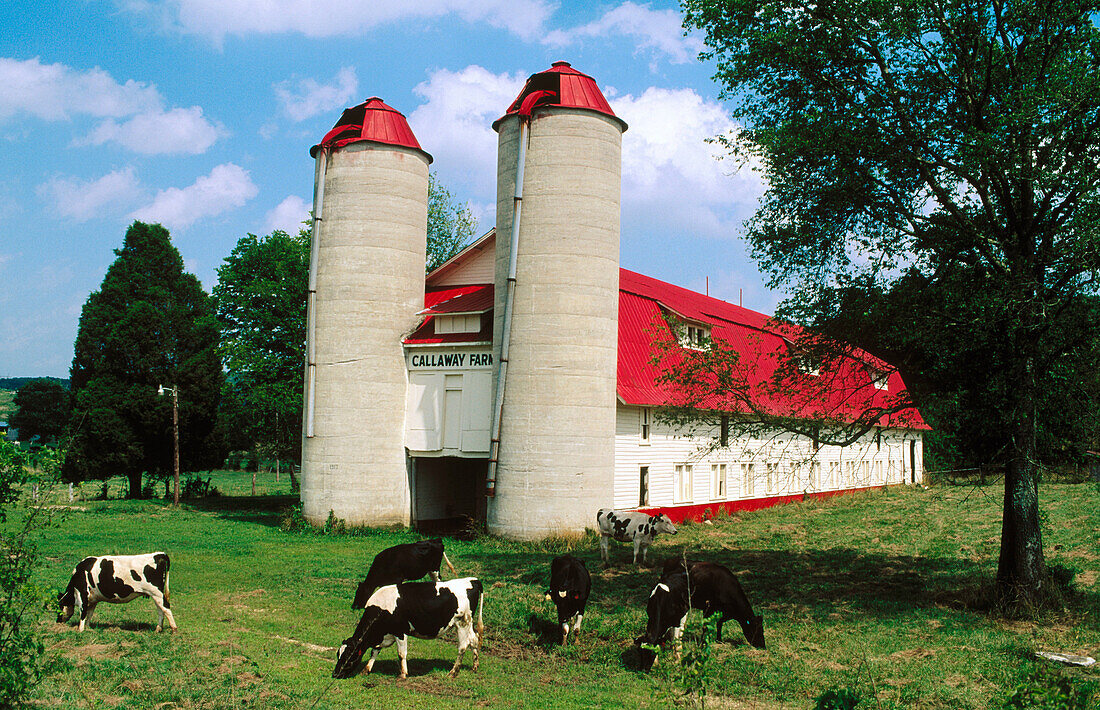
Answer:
[
  {"xmin": 0, "ymin": 56, "xmax": 223, "ymax": 155},
  {"xmin": 544, "ymin": 2, "xmax": 704, "ymax": 65},
  {"xmin": 37, "ymin": 167, "xmax": 142, "ymax": 222},
  {"xmin": 614, "ymin": 87, "xmax": 765, "ymax": 241},
  {"xmin": 275, "ymin": 67, "xmax": 359, "ymax": 122},
  {"xmin": 137, "ymin": 0, "xmax": 554, "ymax": 42},
  {"xmin": 264, "ymin": 195, "xmax": 309, "ymax": 234},
  {"xmin": 0, "ymin": 57, "xmax": 160, "ymax": 121},
  {"xmin": 77, "ymin": 106, "xmax": 224, "ymax": 154},
  {"xmin": 130, "ymin": 163, "xmax": 258, "ymax": 230},
  {"xmin": 407, "ymin": 65, "xmax": 526, "ymax": 204}
]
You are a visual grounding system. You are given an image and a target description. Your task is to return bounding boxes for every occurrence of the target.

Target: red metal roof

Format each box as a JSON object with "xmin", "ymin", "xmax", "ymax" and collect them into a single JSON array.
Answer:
[
  {"xmin": 405, "ymin": 284, "xmax": 494, "ymax": 345},
  {"xmin": 617, "ymin": 269, "xmax": 928, "ymax": 429},
  {"xmin": 310, "ymin": 97, "xmax": 431, "ymax": 161},
  {"xmin": 406, "ymin": 243, "xmax": 926, "ymax": 430},
  {"xmin": 418, "ymin": 285, "xmax": 495, "ymax": 316},
  {"xmin": 493, "ymin": 61, "xmax": 626, "ymax": 131}
]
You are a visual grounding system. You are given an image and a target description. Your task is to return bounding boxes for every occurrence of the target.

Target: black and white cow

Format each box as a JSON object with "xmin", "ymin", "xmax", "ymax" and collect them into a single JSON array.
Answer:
[
  {"xmin": 635, "ymin": 568, "xmax": 691, "ymax": 670},
  {"xmin": 596, "ymin": 508, "xmax": 677, "ymax": 565},
  {"xmin": 352, "ymin": 538, "xmax": 458, "ymax": 609},
  {"xmin": 334, "ymin": 577, "xmax": 483, "ymax": 680},
  {"xmin": 661, "ymin": 559, "xmax": 766, "ymax": 648},
  {"xmin": 57, "ymin": 552, "xmax": 176, "ymax": 633},
  {"xmin": 544, "ymin": 554, "xmax": 591, "ymax": 644}
]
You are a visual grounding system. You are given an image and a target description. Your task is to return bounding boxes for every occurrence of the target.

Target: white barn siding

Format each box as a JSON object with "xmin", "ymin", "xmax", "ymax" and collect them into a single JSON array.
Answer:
[{"xmin": 614, "ymin": 405, "xmax": 923, "ymax": 515}]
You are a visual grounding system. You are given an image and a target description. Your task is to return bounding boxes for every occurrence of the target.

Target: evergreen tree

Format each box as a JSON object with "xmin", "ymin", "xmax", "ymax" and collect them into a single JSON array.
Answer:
[{"xmin": 64, "ymin": 222, "xmax": 224, "ymax": 498}]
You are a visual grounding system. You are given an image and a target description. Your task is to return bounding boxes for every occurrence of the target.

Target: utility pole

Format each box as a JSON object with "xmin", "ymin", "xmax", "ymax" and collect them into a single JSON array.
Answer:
[{"xmin": 159, "ymin": 385, "xmax": 180, "ymax": 506}]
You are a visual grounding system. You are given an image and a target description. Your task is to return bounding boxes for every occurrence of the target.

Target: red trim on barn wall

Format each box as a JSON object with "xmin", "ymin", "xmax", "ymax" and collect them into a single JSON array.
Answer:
[{"xmin": 635, "ymin": 485, "xmax": 888, "ymax": 524}]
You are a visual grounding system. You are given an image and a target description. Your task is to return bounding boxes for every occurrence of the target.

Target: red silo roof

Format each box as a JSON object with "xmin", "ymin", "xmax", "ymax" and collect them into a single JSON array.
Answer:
[
  {"xmin": 493, "ymin": 61, "xmax": 626, "ymax": 131},
  {"xmin": 310, "ymin": 97, "xmax": 432, "ymax": 161}
]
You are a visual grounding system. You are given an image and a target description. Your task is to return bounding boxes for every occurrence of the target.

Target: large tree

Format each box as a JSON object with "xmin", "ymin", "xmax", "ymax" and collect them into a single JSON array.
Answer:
[
  {"xmin": 682, "ymin": 0, "xmax": 1100, "ymax": 606},
  {"xmin": 213, "ymin": 228, "xmax": 309, "ymax": 470},
  {"xmin": 64, "ymin": 222, "xmax": 224, "ymax": 498},
  {"xmin": 10, "ymin": 379, "xmax": 70, "ymax": 445}
]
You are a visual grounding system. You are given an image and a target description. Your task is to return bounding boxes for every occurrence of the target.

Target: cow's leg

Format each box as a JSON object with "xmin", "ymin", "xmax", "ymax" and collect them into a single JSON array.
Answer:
[
  {"xmin": 78, "ymin": 601, "xmax": 97, "ymax": 632},
  {"xmin": 560, "ymin": 620, "xmax": 569, "ymax": 645},
  {"xmin": 429, "ymin": 571, "xmax": 440, "ymax": 582},
  {"xmin": 715, "ymin": 612, "xmax": 728, "ymax": 643},
  {"xmin": 572, "ymin": 613, "xmax": 584, "ymax": 637},
  {"xmin": 149, "ymin": 590, "xmax": 177, "ymax": 633},
  {"xmin": 451, "ymin": 623, "xmax": 472, "ymax": 677},
  {"xmin": 632, "ymin": 538, "xmax": 641, "ymax": 564},
  {"xmin": 365, "ymin": 647, "xmax": 381, "ymax": 674},
  {"xmin": 396, "ymin": 635, "xmax": 409, "ymax": 680},
  {"xmin": 600, "ymin": 535, "xmax": 610, "ymax": 565}
]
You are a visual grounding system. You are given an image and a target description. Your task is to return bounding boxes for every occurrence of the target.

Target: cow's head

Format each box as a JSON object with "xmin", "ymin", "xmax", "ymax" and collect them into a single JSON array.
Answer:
[
  {"xmin": 333, "ymin": 607, "xmax": 385, "ymax": 679},
  {"xmin": 332, "ymin": 636, "xmax": 366, "ymax": 679},
  {"xmin": 56, "ymin": 587, "xmax": 75, "ymax": 623},
  {"xmin": 653, "ymin": 514, "xmax": 677, "ymax": 535},
  {"xmin": 739, "ymin": 613, "xmax": 766, "ymax": 649}
]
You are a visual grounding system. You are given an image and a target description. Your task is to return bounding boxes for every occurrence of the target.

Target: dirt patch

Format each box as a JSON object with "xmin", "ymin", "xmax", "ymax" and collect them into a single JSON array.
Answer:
[
  {"xmin": 1076, "ymin": 570, "xmax": 1098, "ymax": 587},
  {"xmin": 216, "ymin": 654, "xmax": 248, "ymax": 674},
  {"xmin": 237, "ymin": 671, "xmax": 262, "ymax": 688},
  {"xmin": 889, "ymin": 648, "xmax": 935, "ymax": 661},
  {"xmin": 404, "ymin": 675, "xmax": 472, "ymax": 698},
  {"xmin": 272, "ymin": 634, "xmax": 336, "ymax": 654},
  {"xmin": 66, "ymin": 641, "xmax": 135, "ymax": 662}
]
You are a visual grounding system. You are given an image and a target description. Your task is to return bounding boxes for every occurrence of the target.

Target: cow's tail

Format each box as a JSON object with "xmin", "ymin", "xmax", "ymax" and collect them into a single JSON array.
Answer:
[
  {"xmin": 443, "ymin": 551, "xmax": 457, "ymax": 577},
  {"xmin": 157, "ymin": 552, "xmax": 171, "ymax": 607},
  {"xmin": 476, "ymin": 582, "xmax": 485, "ymax": 640}
]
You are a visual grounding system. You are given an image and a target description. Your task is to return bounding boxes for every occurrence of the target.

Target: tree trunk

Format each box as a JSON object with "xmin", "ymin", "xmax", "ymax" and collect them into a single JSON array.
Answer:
[
  {"xmin": 126, "ymin": 470, "xmax": 143, "ymax": 499},
  {"xmin": 996, "ymin": 337, "xmax": 1046, "ymax": 608}
]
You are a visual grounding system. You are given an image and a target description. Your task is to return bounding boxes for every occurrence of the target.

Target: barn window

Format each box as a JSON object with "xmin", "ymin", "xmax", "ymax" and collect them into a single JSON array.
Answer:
[
  {"xmin": 639, "ymin": 466, "xmax": 650, "ymax": 506},
  {"xmin": 766, "ymin": 462, "xmax": 779, "ymax": 494},
  {"xmin": 741, "ymin": 462, "xmax": 754, "ymax": 497},
  {"xmin": 866, "ymin": 365, "xmax": 890, "ymax": 390},
  {"xmin": 434, "ymin": 314, "xmax": 481, "ymax": 334},
  {"xmin": 710, "ymin": 464, "xmax": 726, "ymax": 499},
  {"xmin": 674, "ymin": 464, "xmax": 693, "ymax": 503},
  {"xmin": 811, "ymin": 461, "xmax": 821, "ymax": 489},
  {"xmin": 678, "ymin": 324, "xmax": 711, "ymax": 350},
  {"xmin": 720, "ymin": 416, "xmax": 729, "ymax": 447},
  {"xmin": 874, "ymin": 460, "xmax": 884, "ymax": 484},
  {"xmin": 640, "ymin": 408, "xmax": 651, "ymax": 445}
]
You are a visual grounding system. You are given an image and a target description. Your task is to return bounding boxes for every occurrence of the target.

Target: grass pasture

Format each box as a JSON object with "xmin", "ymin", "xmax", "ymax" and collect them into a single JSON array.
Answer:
[{"xmin": 23, "ymin": 474, "xmax": 1100, "ymax": 709}]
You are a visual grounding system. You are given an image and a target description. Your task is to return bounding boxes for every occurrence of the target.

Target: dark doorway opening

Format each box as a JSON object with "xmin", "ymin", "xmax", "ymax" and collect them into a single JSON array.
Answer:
[{"xmin": 412, "ymin": 457, "xmax": 486, "ymax": 537}]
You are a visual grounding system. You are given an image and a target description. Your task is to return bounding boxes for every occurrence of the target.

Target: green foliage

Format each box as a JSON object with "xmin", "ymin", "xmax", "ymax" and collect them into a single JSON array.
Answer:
[
  {"xmin": 10, "ymin": 379, "xmax": 70, "ymax": 445},
  {"xmin": 213, "ymin": 228, "xmax": 309, "ymax": 466},
  {"xmin": 426, "ymin": 171, "xmax": 477, "ymax": 272},
  {"xmin": 1003, "ymin": 666, "xmax": 1098, "ymax": 709},
  {"xmin": 0, "ymin": 440, "xmax": 62, "ymax": 708},
  {"xmin": 64, "ymin": 222, "xmax": 225, "ymax": 498},
  {"xmin": 682, "ymin": 0, "xmax": 1100, "ymax": 606},
  {"xmin": 814, "ymin": 688, "xmax": 862, "ymax": 710}
]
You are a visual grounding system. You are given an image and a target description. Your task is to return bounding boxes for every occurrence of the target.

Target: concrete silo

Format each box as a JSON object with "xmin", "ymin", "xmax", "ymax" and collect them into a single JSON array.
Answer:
[
  {"xmin": 488, "ymin": 62, "xmax": 627, "ymax": 539},
  {"xmin": 301, "ymin": 98, "xmax": 431, "ymax": 526}
]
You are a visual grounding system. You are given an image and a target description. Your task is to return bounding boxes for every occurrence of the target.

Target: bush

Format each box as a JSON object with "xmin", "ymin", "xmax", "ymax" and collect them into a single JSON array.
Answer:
[
  {"xmin": 1003, "ymin": 666, "xmax": 1097, "ymax": 709},
  {"xmin": 0, "ymin": 440, "xmax": 62, "ymax": 707},
  {"xmin": 182, "ymin": 474, "xmax": 219, "ymax": 499},
  {"xmin": 814, "ymin": 687, "xmax": 861, "ymax": 710}
]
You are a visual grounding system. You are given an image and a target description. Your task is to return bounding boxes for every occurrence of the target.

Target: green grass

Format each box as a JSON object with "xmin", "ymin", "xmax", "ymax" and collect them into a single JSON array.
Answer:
[{"xmin": 20, "ymin": 475, "xmax": 1100, "ymax": 709}]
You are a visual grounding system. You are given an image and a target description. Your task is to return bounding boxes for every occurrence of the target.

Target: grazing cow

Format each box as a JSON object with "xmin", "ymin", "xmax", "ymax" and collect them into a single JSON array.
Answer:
[
  {"xmin": 57, "ymin": 552, "xmax": 176, "ymax": 633},
  {"xmin": 661, "ymin": 559, "xmax": 766, "ymax": 648},
  {"xmin": 596, "ymin": 508, "xmax": 677, "ymax": 565},
  {"xmin": 352, "ymin": 538, "xmax": 458, "ymax": 609},
  {"xmin": 635, "ymin": 569, "xmax": 691, "ymax": 670},
  {"xmin": 544, "ymin": 554, "xmax": 591, "ymax": 644},
  {"xmin": 334, "ymin": 577, "xmax": 483, "ymax": 680}
]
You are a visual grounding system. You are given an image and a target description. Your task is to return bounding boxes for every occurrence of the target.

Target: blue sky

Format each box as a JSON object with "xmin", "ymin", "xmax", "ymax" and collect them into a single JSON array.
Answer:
[{"xmin": 0, "ymin": 0, "xmax": 773, "ymax": 379}]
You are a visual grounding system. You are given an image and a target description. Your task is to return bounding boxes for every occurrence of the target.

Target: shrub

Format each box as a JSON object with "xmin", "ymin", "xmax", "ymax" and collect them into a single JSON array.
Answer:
[{"xmin": 0, "ymin": 440, "xmax": 62, "ymax": 707}]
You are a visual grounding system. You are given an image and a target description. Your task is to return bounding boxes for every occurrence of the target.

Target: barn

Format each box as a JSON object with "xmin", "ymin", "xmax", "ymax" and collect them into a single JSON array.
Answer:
[{"xmin": 299, "ymin": 61, "xmax": 928, "ymax": 540}]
